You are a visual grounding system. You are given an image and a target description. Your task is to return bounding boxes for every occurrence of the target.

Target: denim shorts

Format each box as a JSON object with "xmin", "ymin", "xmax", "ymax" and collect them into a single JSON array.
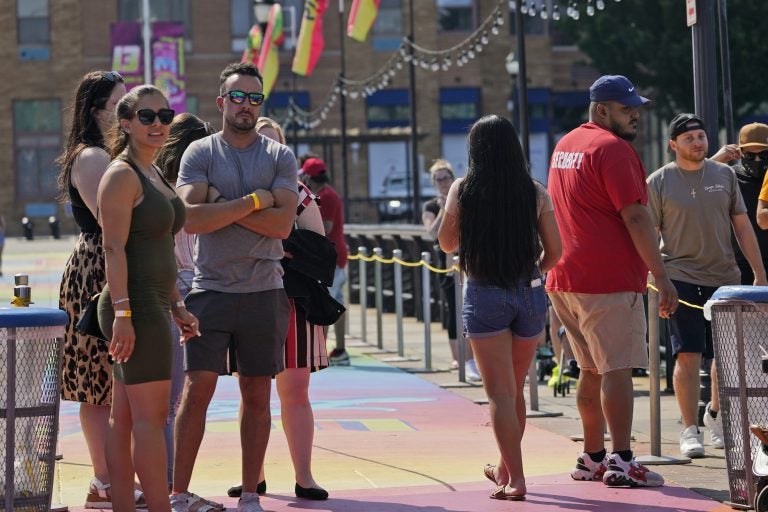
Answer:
[
  {"xmin": 463, "ymin": 276, "xmax": 547, "ymax": 339},
  {"xmin": 669, "ymin": 279, "xmax": 717, "ymax": 358}
]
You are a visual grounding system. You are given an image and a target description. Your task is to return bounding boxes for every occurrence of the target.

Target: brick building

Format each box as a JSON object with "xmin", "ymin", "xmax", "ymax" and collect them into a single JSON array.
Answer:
[{"xmin": 2, "ymin": 0, "xmax": 599, "ymax": 234}]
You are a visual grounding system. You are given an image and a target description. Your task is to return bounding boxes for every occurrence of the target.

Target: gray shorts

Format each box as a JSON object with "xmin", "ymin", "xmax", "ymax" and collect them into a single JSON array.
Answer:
[{"xmin": 183, "ymin": 288, "xmax": 290, "ymax": 377}]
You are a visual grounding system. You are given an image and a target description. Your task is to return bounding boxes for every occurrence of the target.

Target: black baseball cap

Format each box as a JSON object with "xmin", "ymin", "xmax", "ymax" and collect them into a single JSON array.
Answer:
[{"xmin": 669, "ymin": 113, "xmax": 706, "ymax": 140}]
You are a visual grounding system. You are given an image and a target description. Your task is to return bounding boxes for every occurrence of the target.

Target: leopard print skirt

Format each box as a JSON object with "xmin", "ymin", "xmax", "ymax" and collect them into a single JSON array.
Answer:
[{"xmin": 59, "ymin": 232, "xmax": 112, "ymax": 405}]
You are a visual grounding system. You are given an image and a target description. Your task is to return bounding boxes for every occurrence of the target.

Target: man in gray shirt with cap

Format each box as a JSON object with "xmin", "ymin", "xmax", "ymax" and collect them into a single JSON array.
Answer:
[{"xmin": 647, "ymin": 113, "xmax": 766, "ymax": 459}]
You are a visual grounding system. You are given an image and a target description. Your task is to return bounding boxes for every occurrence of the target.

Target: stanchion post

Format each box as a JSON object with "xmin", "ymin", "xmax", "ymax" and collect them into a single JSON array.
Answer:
[
  {"xmin": 453, "ymin": 256, "xmax": 466, "ymax": 382},
  {"xmin": 394, "ymin": 249, "xmax": 405, "ymax": 357},
  {"xmin": 637, "ymin": 273, "xmax": 690, "ymax": 465},
  {"xmin": 358, "ymin": 246, "xmax": 368, "ymax": 345},
  {"xmin": 421, "ymin": 251, "xmax": 432, "ymax": 370},
  {"xmin": 374, "ymin": 247, "xmax": 384, "ymax": 349}
]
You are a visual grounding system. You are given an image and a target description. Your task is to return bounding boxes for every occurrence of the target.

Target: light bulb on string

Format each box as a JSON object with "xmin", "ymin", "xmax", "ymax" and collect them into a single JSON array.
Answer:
[
  {"xmin": 467, "ymin": 49, "xmax": 475, "ymax": 59},
  {"xmin": 552, "ymin": 4, "xmax": 560, "ymax": 20},
  {"xmin": 566, "ymin": 3, "xmax": 574, "ymax": 17},
  {"xmin": 349, "ymin": 90, "xmax": 358, "ymax": 99},
  {"xmin": 444, "ymin": 57, "xmax": 452, "ymax": 68},
  {"xmin": 540, "ymin": 3, "xmax": 548, "ymax": 19},
  {"xmin": 481, "ymin": 32, "xmax": 489, "ymax": 45},
  {"xmin": 491, "ymin": 25, "xmax": 499, "ymax": 35},
  {"xmin": 403, "ymin": 53, "xmax": 412, "ymax": 62},
  {"xmin": 596, "ymin": 0, "xmax": 605, "ymax": 9},
  {"xmin": 496, "ymin": 15, "xmax": 504, "ymax": 25},
  {"xmin": 520, "ymin": 0, "xmax": 528, "ymax": 15},
  {"xmin": 586, "ymin": 0, "xmax": 595, "ymax": 16},
  {"xmin": 475, "ymin": 42, "xmax": 483, "ymax": 52},
  {"xmin": 395, "ymin": 61, "xmax": 403, "ymax": 70},
  {"xmin": 420, "ymin": 60, "xmax": 429, "ymax": 69},
  {"xmin": 572, "ymin": 7, "xmax": 579, "ymax": 19},
  {"xmin": 431, "ymin": 59, "xmax": 440, "ymax": 71}
]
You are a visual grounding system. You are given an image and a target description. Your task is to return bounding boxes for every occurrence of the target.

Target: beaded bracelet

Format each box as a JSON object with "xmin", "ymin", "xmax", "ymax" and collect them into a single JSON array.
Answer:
[{"xmin": 112, "ymin": 298, "xmax": 130, "ymax": 306}]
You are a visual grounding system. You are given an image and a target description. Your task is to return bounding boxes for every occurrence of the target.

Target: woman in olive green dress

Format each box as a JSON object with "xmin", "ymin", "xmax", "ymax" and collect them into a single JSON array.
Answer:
[{"xmin": 97, "ymin": 85, "xmax": 200, "ymax": 512}]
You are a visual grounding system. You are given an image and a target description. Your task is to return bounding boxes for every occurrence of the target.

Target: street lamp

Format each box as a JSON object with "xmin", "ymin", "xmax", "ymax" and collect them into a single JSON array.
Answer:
[
  {"xmin": 505, "ymin": 52, "xmax": 519, "ymax": 128},
  {"xmin": 253, "ymin": 0, "xmax": 274, "ymax": 26}
]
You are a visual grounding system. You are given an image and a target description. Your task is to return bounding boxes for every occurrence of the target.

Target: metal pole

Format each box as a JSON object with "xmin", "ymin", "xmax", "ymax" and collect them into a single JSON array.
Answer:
[
  {"xmin": 528, "ymin": 356, "xmax": 539, "ymax": 411},
  {"xmin": 453, "ymin": 256, "xmax": 465, "ymax": 382},
  {"xmin": 5, "ymin": 329, "xmax": 16, "ymax": 512},
  {"xmin": 514, "ymin": 0, "xmax": 530, "ymax": 162},
  {"xmin": 692, "ymin": 0, "xmax": 720, "ymax": 152},
  {"xmin": 717, "ymin": 0, "xmax": 735, "ymax": 143},
  {"xmin": 394, "ymin": 249, "xmax": 405, "ymax": 357},
  {"xmin": 421, "ymin": 251, "xmax": 432, "ymax": 370},
  {"xmin": 142, "ymin": 0, "xmax": 152, "ymax": 84},
  {"xmin": 374, "ymin": 247, "xmax": 384, "ymax": 349},
  {"xmin": 338, "ymin": 0, "xmax": 350, "ymax": 219},
  {"xmin": 408, "ymin": 0, "xmax": 421, "ymax": 223},
  {"xmin": 358, "ymin": 246, "xmax": 368, "ymax": 345},
  {"xmin": 647, "ymin": 274, "xmax": 661, "ymax": 456}
]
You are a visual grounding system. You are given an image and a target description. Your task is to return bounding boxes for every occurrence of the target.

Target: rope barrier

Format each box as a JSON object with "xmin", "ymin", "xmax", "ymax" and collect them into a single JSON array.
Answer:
[
  {"xmin": 647, "ymin": 283, "xmax": 704, "ymax": 310},
  {"xmin": 349, "ymin": 252, "xmax": 458, "ymax": 274},
  {"xmin": 349, "ymin": 252, "xmax": 704, "ymax": 310}
]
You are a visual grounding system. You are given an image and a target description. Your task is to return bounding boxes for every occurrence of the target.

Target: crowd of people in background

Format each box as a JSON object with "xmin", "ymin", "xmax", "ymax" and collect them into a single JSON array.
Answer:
[{"xmin": 54, "ymin": 63, "xmax": 768, "ymax": 510}]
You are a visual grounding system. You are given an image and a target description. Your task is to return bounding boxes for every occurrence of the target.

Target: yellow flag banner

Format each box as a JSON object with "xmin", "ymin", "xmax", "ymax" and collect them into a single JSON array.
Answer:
[
  {"xmin": 347, "ymin": 0, "xmax": 380, "ymax": 42},
  {"xmin": 292, "ymin": 0, "xmax": 328, "ymax": 77},
  {"xmin": 257, "ymin": 4, "xmax": 283, "ymax": 98}
]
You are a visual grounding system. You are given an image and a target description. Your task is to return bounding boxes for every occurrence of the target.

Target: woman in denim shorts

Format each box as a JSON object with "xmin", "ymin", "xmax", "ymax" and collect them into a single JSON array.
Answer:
[{"xmin": 438, "ymin": 115, "xmax": 561, "ymax": 501}]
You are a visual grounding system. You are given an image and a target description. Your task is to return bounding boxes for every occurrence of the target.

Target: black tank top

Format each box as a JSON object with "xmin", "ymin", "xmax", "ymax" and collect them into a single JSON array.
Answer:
[{"xmin": 68, "ymin": 179, "xmax": 100, "ymax": 234}]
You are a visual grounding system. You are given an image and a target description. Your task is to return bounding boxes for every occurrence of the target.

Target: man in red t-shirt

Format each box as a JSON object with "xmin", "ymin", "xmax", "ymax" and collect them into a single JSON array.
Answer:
[
  {"xmin": 546, "ymin": 75, "xmax": 678, "ymax": 488},
  {"xmin": 301, "ymin": 158, "xmax": 350, "ymax": 365}
]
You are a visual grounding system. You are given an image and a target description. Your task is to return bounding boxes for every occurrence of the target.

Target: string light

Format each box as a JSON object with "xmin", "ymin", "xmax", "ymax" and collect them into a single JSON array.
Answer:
[{"xmin": 288, "ymin": 0, "xmax": 619, "ymax": 130}]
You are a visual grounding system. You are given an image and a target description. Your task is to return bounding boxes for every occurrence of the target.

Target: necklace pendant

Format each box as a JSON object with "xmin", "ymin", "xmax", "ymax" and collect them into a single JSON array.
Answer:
[{"xmin": 691, "ymin": 188, "xmax": 696, "ymax": 198}]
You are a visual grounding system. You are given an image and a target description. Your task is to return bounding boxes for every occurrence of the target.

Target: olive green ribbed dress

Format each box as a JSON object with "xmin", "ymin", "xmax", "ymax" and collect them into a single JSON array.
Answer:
[{"xmin": 98, "ymin": 157, "xmax": 185, "ymax": 384}]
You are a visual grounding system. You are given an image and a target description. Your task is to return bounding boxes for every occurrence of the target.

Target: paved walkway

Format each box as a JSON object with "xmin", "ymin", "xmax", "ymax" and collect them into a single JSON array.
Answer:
[{"xmin": 1, "ymin": 237, "xmax": 737, "ymax": 510}]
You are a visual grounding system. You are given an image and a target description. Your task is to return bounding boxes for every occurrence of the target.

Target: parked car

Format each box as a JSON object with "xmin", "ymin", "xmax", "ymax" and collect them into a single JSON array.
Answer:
[{"xmin": 377, "ymin": 172, "xmax": 436, "ymax": 222}]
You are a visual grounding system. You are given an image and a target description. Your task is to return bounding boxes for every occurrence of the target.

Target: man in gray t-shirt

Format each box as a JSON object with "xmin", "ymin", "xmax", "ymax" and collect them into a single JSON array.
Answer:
[
  {"xmin": 171, "ymin": 62, "xmax": 298, "ymax": 512},
  {"xmin": 647, "ymin": 113, "xmax": 766, "ymax": 461}
]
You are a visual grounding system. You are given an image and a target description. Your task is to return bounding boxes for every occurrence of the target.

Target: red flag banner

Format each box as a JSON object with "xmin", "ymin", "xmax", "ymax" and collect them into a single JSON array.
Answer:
[
  {"xmin": 292, "ymin": 0, "xmax": 328, "ymax": 77},
  {"xmin": 257, "ymin": 4, "xmax": 283, "ymax": 99},
  {"xmin": 347, "ymin": 0, "xmax": 380, "ymax": 42}
]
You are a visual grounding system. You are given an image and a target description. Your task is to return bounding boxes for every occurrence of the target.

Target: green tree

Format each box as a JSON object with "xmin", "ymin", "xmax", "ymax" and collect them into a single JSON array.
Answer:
[{"xmin": 559, "ymin": 0, "xmax": 768, "ymax": 123}]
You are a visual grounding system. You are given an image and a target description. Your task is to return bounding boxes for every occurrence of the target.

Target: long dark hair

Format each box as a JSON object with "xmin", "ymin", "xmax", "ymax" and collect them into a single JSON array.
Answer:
[
  {"xmin": 108, "ymin": 85, "xmax": 167, "ymax": 159},
  {"xmin": 56, "ymin": 71, "xmax": 125, "ymax": 198},
  {"xmin": 155, "ymin": 113, "xmax": 213, "ymax": 182},
  {"xmin": 458, "ymin": 115, "xmax": 539, "ymax": 287}
]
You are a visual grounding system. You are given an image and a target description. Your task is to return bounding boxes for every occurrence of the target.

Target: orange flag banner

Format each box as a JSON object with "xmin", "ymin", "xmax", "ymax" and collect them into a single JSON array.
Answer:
[
  {"xmin": 292, "ymin": 0, "xmax": 328, "ymax": 77},
  {"xmin": 257, "ymin": 4, "xmax": 283, "ymax": 98},
  {"xmin": 347, "ymin": 0, "xmax": 380, "ymax": 42}
]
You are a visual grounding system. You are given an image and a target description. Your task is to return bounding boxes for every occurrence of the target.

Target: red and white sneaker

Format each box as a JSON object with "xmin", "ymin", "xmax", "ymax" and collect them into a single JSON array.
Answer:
[
  {"xmin": 570, "ymin": 452, "xmax": 608, "ymax": 481},
  {"xmin": 603, "ymin": 454, "xmax": 664, "ymax": 487}
]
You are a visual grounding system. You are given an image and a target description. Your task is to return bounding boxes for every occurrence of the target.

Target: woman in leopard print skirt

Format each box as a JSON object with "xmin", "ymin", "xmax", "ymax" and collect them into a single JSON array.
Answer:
[{"xmin": 56, "ymin": 71, "xmax": 138, "ymax": 509}]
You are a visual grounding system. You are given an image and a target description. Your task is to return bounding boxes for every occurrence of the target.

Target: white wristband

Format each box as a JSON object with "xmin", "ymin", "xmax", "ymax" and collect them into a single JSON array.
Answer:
[{"xmin": 172, "ymin": 301, "xmax": 186, "ymax": 309}]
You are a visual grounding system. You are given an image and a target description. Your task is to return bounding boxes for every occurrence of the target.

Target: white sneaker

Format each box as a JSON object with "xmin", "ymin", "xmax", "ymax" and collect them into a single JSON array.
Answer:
[
  {"xmin": 703, "ymin": 402, "xmax": 725, "ymax": 449},
  {"xmin": 465, "ymin": 359, "xmax": 482, "ymax": 382},
  {"xmin": 238, "ymin": 492, "xmax": 264, "ymax": 512},
  {"xmin": 679, "ymin": 425, "xmax": 705, "ymax": 458}
]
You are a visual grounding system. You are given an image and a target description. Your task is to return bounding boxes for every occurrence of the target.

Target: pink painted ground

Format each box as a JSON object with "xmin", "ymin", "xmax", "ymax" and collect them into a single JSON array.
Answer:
[{"xmin": 56, "ymin": 352, "xmax": 730, "ymax": 511}]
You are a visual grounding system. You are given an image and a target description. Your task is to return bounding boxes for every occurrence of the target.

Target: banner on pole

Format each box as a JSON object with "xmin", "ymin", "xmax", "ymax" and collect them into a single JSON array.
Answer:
[
  {"xmin": 110, "ymin": 21, "xmax": 186, "ymax": 113},
  {"xmin": 292, "ymin": 0, "xmax": 328, "ymax": 77}
]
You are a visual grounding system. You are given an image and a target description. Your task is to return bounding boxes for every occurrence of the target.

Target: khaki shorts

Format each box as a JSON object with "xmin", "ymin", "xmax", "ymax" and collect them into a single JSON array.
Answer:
[{"xmin": 549, "ymin": 291, "xmax": 648, "ymax": 374}]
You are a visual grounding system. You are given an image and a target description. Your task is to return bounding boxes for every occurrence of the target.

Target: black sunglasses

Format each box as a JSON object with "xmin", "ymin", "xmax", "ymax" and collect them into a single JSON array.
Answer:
[
  {"xmin": 101, "ymin": 71, "xmax": 123, "ymax": 83},
  {"xmin": 223, "ymin": 90, "xmax": 265, "ymax": 106},
  {"xmin": 743, "ymin": 151, "xmax": 768, "ymax": 162},
  {"xmin": 135, "ymin": 108, "xmax": 175, "ymax": 125}
]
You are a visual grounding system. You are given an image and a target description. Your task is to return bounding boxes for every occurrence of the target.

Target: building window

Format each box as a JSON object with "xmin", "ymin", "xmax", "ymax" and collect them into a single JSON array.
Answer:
[
  {"xmin": 437, "ymin": 0, "xmax": 474, "ymax": 32},
  {"xmin": 18, "ymin": 0, "xmax": 50, "ymax": 61},
  {"xmin": 372, "ymin": 0, "xmax": 403, "ymax": 51},
  {"xmin": 366, "ymin": 89, "xmax": 410, "ymax": 128},
  {"xmin": 263, "ymin": 91, "xmax": 310, "ymax": 131},
  {"xmin": 231, "ymin": 0, "xmax": 301, "ymax": 54},
  {"xmin": 440, "ymin": 87, "xmax": 479, "ymax": 133},
  {"xmin": 119, "ymin": 0, "xmax": 192, "ymax": 36},
  {"xmin": 14, "ymin": 100, "xmax": 62, "ymax": 201}
]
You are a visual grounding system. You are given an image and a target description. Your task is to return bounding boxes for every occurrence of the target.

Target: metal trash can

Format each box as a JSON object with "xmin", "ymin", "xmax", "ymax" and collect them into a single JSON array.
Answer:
[
  {"xmin": 0, "ymin": 308, "xmax": 68, "ymax": 511},
  {"xmin": 706, "ymin": 286, "xmax": 768, "ymax": 509}
]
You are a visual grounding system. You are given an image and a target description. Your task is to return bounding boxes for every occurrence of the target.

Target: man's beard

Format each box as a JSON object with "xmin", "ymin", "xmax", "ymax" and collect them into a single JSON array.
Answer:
[
  {"xmin": 225, "ymin": 113, "xmax": 256, "ymax": 132},
  {"xmin": 610, "ymin": 119, "xmax": 637, "ymax": 141}
]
